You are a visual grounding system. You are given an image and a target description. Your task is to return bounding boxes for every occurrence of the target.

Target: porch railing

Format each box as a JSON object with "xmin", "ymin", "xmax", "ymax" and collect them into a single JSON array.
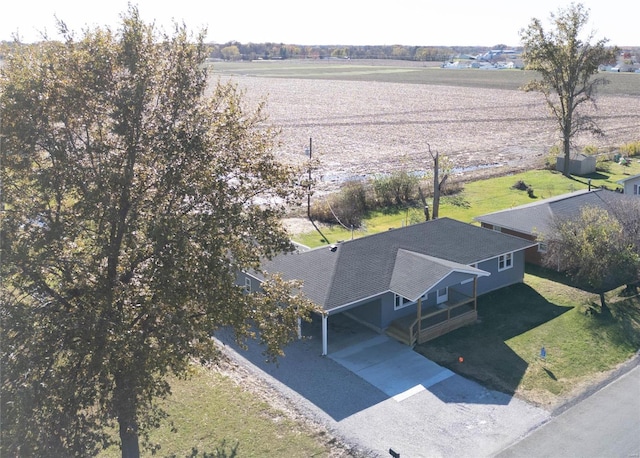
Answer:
[{"xmin": 387, "ymin": 291, "xmax": 477, "ymax": 346}]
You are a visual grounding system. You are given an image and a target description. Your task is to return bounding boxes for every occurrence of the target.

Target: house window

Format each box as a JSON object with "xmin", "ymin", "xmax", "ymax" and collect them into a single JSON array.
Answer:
[
  {"xmin": 538, "ymin": 242, "xmax": 548, "ymax": 253},
  {"xmin": 498, "ymin": 252, "xmax": 513, "ymax": 271},
  {"xmin": 492, "ymin": 225, "xmax": 502, "ymax": 232},
  {"xmin": 634, "ymin": 184, "xmax": 639, "ymax": 195},
  {"xmin": 244, "ymin": 277, "xmax": 252, "ymax": 293},
  {"xmin": 436, "ymin": 287, "xmax": 449, "ymax": 304},
  {"xmin": 394, "ymin": 294, "xmax": 412, "ymax": 310}
]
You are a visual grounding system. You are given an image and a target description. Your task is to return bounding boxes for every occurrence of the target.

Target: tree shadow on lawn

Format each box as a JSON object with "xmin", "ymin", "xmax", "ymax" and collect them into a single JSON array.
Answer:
[
  {"xmin": 586, "ymin": 295, "xmax": 640, "ymax": 349},
  {"xmin": 416, "ymin": 283, "xmax": 571, "ymax": 398}
]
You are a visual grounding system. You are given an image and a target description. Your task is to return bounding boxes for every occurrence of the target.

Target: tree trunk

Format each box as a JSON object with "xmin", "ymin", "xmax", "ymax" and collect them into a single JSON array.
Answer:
[
  {"xmin": 432, "ymin": 152, "xmax": 448, "ymax": 219},
  {"xmin": 115, "ymin": 375, "xmax": 140, "ymax": 458},
  {"xmin": 598, "ymin": 292, "xmax": 610, "ymax": 316},
  {"xmin": 119, "ymin": 419, "xmax": 140, "ymax": 458},
  {"xmin": 562, "ymin": 127, "xmax": 572, "ymax": 178}
]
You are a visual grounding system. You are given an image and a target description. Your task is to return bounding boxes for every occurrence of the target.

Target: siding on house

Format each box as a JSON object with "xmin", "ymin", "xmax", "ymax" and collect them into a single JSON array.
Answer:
[
  {"xmin": 481, "ymin": 224, "xmax": 542, "ymax": 265},
  {"xmin": 378, "ymin": 271, "xmax": 475, "ymax": 329},
  {"xmin": 475, "ymin": 250, "xmax": 526, "ymax": 295},
  {"xmin": 617, "ymin": 175, "xmax": 640, "ymax": 196},
  {"xmin": 348, "ymin": 298, "xmax": 383, "ymax": 331}
]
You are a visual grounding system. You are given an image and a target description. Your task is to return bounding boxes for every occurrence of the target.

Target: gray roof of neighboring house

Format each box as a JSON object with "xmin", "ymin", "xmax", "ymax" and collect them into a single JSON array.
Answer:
[
  {"xmin": 617, "ymin": 174, "xmax": 640, "ymax": 184},
  {"xmin": 474, "ymin": 188, "xmax": 632, "ymax": 237},
  {"xmin": 252, "ymin": 217, "xmax": 533, "ymax": 313}
]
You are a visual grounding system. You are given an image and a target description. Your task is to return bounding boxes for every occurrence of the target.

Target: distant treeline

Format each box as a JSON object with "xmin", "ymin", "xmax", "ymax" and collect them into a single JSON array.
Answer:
[
  {"xmin": 206, "ymin": 42, "xmax": 517, "ymax": 62},
  {"xmin": 3, "ymin": 40, "xmax": 636, "ymax": 64}
]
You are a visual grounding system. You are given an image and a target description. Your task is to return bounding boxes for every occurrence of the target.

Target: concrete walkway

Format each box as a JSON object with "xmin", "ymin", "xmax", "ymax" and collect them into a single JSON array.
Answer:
[{"xmin": 329, "ymin": 334, "xmax": 454, "ymax": 401}]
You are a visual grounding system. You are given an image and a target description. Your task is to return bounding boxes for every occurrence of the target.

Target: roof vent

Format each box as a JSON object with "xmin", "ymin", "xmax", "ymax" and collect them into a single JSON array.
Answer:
[{"xmin": 329, "ymin": 244, "xmax": 338, "ymax": 252}]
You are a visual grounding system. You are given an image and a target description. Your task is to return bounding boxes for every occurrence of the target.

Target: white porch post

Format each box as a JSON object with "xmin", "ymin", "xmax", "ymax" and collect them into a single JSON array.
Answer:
[
  {"xmin": 297, "ymin": 317, "xmax": 302, "ymax": 340},
  {"xmin": 322, "ymin": 313, "xmax": 328, "ymax": 356}
]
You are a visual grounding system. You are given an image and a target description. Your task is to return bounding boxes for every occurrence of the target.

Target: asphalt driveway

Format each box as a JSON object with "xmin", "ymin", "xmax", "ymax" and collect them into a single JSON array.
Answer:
[{"xmin": 215, "ymin": 314, "xmax": 550, "ymax": 457}]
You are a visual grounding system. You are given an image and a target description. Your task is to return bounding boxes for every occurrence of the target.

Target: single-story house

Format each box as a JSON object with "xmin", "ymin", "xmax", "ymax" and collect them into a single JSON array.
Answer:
[
  {"xmin": 475, "ymin": 188, "xmax": 634, "ymax": 266},
  {"xmin": 241, "ymin": 217, "xmax": 535, "ymax": 355},
  {"xmin": 556, "ymin": 153, "xmax": 596, "ymax": 176},
  {"xmin": 617, "ymin": 174, "xmax": 640, "ymax": 196}
]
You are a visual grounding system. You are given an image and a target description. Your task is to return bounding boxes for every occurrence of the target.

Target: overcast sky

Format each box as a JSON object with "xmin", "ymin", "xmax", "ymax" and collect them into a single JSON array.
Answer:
[{"xmin": 2, "ymin": 0, "xmax": 638, "ymax": 47}]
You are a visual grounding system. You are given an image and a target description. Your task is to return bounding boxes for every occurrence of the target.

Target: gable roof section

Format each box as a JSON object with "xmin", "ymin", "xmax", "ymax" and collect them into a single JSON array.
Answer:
[
  {"xmin": 390, "ymin": 250, "xmax": 489, "ymax": 302},
  {"xmin": 256, "ymin": 217, "xmax": 532, "ymax": 313},
  {"xmin": 474, "ymin": 189, "xmax": 633, "ymax": 237}
]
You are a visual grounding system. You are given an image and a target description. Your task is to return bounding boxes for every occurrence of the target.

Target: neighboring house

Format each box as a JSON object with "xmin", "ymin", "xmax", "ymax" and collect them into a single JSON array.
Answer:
[
  {"xmin": 242, "ymin": 217, "xmax": 534, "ymax": 355},
  {"xmin": 617, "ymin": 174, "xmax": 640, "ymax": 196},
  {"xmin": 475, "ymin": 188, "xmax": 634, "ymax": 266},
  {"xmin": 556, "ymin": 153, "xmax": 596, "ymax": 176}
]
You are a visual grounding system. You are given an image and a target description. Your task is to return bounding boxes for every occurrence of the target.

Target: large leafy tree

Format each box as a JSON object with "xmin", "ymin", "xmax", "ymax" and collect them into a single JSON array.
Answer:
[
  {"xmin": 0, "ymin": 8, "xmax": 315, "ymax": 457},
  {"xmin": 542, "ymin": 206, "xmax": 639, "ymax": 312},
  {"xmin": 519, "ymin": 3, "xmax": 618, "ymax": 177}
]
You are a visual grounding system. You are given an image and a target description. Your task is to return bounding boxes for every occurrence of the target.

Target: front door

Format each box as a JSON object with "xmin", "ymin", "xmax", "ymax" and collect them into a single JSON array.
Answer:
[{"xmin": 436, "ymin": 287, "xmax": 448, "ymax": 304}]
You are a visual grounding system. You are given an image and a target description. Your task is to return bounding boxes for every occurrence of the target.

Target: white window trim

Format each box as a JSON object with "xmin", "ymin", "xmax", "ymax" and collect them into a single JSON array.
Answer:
[
  {"xmin": 394, "ymin": 294, "xmax": 413, "ymax": 310},
  {"xmin": 498, "ymin": 252, "xmax": 513, "ymax": 272},
  {"xmin": 537, "ymin": 242, "xmax": 548, "ymax": 253},
  {"xmin": 244, "ymin": 277, "xmax": 252, "ymax": 293}
]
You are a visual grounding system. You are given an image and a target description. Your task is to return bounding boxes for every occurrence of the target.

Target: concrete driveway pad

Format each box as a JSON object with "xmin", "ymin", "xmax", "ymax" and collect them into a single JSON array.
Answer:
[{"xmin": 329, "ymin": 334, "xmax": 454, "ymax": 400}]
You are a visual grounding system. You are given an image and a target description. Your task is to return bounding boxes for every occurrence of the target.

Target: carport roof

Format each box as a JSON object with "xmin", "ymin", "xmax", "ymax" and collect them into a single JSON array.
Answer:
[{"xmin": 252, "ymin": 217, "xmax": 532, "ymax": 313}]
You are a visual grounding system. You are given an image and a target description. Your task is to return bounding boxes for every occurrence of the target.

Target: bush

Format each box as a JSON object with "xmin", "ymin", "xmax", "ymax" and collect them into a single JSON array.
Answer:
[
  {"xmin": 543, "ymin": 145, "xmax": 561, "ymax": 170},
  {"xmin": 595, "ymin": 155, "xmax": 611, "ymax": 173},
  {"xmin": 512, "ymin": 180, "xmax": 529, "ymax": 191},
  {"xmin": 372, "ymin": 171, "xmax": 419, "ymax": 206},
  {"xmin": 621, "ymin": 141, "xmax": 640, "ymax": 158},
  {"xmin": 341, "ymin": 180, "xmax": 369, "ymax": 215},
  {"xmin": 583, "ymin": 145, "xmax": 599, "ymax": 155},
  {"xmin": 310, "ymin": 180, "xmax": 371, "ymax": 228}
]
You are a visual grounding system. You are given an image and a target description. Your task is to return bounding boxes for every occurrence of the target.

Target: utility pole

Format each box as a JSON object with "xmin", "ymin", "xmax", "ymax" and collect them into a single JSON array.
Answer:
[
  {"xmin": 305, "ymin": 137, "xmax": 330, "ymax": 245},
  {"xmin": 307, "ymin": 137, "xmax": 312, "ymax": 217}
]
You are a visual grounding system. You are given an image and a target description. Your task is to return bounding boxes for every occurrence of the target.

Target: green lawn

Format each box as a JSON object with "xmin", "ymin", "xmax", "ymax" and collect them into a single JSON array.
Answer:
[
  {"xmin": 294, "ymin": 160, "xmax": 640, "ymax": 247},
  {"xmin": 416, "ymin": 269, "xmax": 640, "ymax": 408},
  {"xmin": 98, "ymin": 365, "xmax": 340, "ymax": 457}
]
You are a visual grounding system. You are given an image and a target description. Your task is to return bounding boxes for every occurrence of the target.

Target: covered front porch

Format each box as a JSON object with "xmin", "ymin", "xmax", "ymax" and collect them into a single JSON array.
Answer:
[{"xmin": 385, "ymin": 288, "xmax": 478, "ymax": 346}]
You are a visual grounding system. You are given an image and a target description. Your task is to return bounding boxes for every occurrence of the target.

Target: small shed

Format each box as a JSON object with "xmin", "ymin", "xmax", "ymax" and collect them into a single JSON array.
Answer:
[{"xmin": 556, "ymin": 153, "xmax": 596, "ymax": 176}]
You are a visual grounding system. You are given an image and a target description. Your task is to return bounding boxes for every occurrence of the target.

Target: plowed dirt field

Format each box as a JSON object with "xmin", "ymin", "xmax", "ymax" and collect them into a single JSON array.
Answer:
[{"xmin": 213, "ymin": 63, "xmax": 640, "ymax": 192}]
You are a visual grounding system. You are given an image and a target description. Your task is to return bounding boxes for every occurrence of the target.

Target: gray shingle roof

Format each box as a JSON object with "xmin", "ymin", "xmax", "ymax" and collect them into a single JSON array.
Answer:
[
  {"xmin": 474, "ymin": 189, "xmax": 633, "ymax": 237},
  {"xmin": 255, "ymin": 217, "xmax": 533, "ymax": 313},
  {"xmin": 390, "ymin": 250, "xmax": 488, "ymax": 301}
]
